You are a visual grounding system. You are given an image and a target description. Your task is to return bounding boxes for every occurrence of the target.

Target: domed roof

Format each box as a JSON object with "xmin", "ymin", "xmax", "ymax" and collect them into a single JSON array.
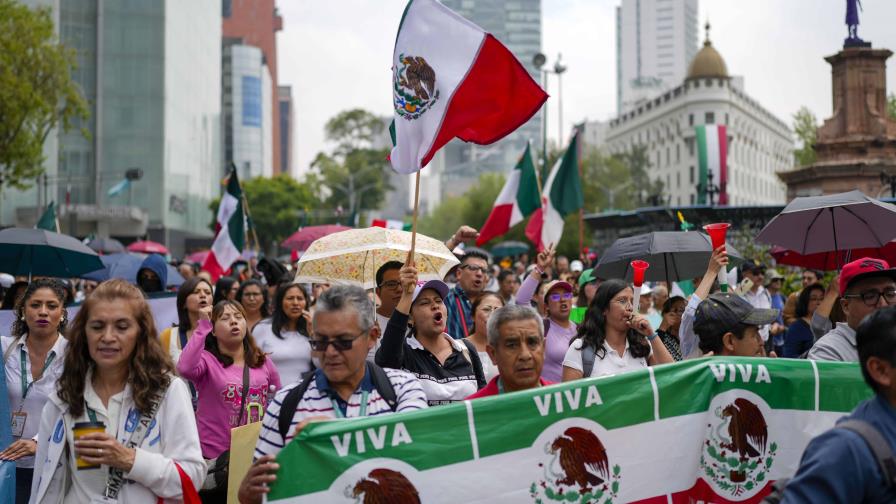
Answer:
[{"xmin": 687, "ymin": 23, "xmax": 729, "ymax": 80}]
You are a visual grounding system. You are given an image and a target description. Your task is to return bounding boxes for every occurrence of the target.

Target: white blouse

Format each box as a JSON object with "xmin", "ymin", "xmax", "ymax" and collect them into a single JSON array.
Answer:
[
  {"xmin": 563, "ymin": 338, "xmax": 652, "ymax": 378},
  {"xmin": 252, "ymin": 320, "xmax": 313, "ymax": 386},
  {"xmin": 2, "ymin": 333, "xmax": 67, "ymax": 469}
]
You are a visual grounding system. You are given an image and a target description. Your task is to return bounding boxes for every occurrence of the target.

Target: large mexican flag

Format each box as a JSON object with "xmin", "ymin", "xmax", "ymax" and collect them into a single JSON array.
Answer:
[
  {"xmin": 267, "ymin": 358, "xmax": 870, "ymax": 503},
  {"xmin": 696, "ymin": 124, "xmax": 728, "ymax": 205},
  {"xmin": 389, "ymin": 0, "xmax": 547, "ymax": 174},
  {"xmin": 202, "ymin": 171, "xmax": 245, "ymax": 281},
  {"xmin": 476, "ymin": 143, "xmax": 541, "ymax": 246}
]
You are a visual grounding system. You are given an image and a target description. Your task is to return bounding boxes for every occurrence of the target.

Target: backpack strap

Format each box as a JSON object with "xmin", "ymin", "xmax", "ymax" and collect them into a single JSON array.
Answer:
[
  {"xmin": 277, "ymin": 365, "xmax": 400, "ymax": 440},
  {"xmin": 543, "ymin": 318, "xmax": 551, "ymax": 337},
  {"xmin": 367, "ymin": 362, "xmax": 398, "ymax": 412},
  {"xmin": 837, "ymin": 419, "xmax": 896, "ymax": 488},
  {"xmin": 278, "ymin": 371, "xmax": 315, "ymax": 440},
  {"xmin": 582, "ymin": 342, "xmax": 597, "ymax": 378},
  {"xmin": 459, "ymin": 338, "xmax": 486, "ymax": 388}
]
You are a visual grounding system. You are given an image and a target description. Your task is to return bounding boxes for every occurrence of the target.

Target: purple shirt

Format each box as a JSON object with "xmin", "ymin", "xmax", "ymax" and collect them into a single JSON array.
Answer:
[
  {"xmin": 542, "ymin": 320, "xmax": 577, "ymax": 382},
  {"xmin": 177, "ymin": 319, "xmax": 281, "ymax": 459}
]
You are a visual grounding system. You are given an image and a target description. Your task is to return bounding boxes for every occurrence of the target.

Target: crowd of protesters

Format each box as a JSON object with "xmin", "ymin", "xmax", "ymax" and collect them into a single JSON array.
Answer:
[{"xmin": 1, "ymin": 223, "xmax": 895, "ymax": 503}]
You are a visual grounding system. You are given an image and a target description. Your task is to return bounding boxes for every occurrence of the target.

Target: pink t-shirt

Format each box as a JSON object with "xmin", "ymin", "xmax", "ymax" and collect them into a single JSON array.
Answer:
[{"xmin": 177, "ymin": 319, "xmax": 281, "ymax": 459}]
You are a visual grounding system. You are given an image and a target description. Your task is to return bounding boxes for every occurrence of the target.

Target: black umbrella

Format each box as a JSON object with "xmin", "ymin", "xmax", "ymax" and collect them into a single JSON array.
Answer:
[
  {"xmin": 87, "ymin": 237, "xmax": 125, "ymax": 254},
  {"xmin": 0, "ymin": 228, "xmax": 104, "ymax": 278},
  {"xmin": 756, "ymin": 190, "xmax": 896, "ymax": 266},
  {"xmin": 594, "ymin": 231, "xmax": 745, "ymax": 284}
]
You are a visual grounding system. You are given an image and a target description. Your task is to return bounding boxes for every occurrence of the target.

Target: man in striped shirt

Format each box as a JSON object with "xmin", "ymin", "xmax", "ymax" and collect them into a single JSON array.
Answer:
[{"xmin": 238, "ymin": 285, "xmax": 427, "ymax": 504}]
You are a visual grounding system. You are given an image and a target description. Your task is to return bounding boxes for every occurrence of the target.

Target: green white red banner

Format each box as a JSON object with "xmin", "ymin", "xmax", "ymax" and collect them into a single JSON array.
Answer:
[{"xmin": 267, "ymin": 357, "xmax": 871, "ymax": 503}]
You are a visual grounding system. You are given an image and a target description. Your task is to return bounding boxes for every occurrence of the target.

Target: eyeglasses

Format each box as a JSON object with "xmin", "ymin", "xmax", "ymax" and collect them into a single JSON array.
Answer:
[
  {"xmin": 613, "ymin": 298, "xmax": 634, "ymax": 309},
  {"xmin": 478, "ymin": 305, "xmax": 501, "ymax": 315},
  {"xmin": 462, "ymin": 265, "xmax": 489, "ymax": 274},
  {"xmin": 548, "ymin": 292, "xmax": 573, "ymax": 302},
  {"xmin": 844, "ymin": 288, "xmax": 896, "ymax": 307},
  {"xmin": 378, "ymin": 280, "xmax": 401, "ymax": 290},
  {"xmin": 308, "ymin": 330, "xmax": 367, "ymax": 352}
]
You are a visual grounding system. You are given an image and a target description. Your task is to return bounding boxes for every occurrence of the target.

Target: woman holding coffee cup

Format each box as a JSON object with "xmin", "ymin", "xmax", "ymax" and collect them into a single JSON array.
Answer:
[
  {"xmin": 0, "ymin": 279, "xmax": 69, "ymax": 504},
  {"xmin": 29, "ymin": 279, "xmax": 205, "ymax": 503}
]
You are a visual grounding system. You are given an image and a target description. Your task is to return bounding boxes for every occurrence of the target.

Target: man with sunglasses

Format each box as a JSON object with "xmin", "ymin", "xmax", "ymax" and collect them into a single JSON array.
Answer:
[
  {"xmin": 808, "ymin": 257, "xmax": 896, "ymax": 362},
  {"xmin": 238, "ymin": 286, "xmax": 427, "ymax": 504},
  {"xmin": 445, "ymin": 250, "xmax": 491, "ymax": 339}
]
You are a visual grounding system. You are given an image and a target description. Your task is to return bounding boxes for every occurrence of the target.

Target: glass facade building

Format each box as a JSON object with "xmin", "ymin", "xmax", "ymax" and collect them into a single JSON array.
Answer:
[{"xmin": 2, "ymin": 0, "xmax": 222, "ymax": 255}]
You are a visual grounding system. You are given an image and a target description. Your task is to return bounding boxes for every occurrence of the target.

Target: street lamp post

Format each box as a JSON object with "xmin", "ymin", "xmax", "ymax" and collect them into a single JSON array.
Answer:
[
  {"xmin": 880, "ymin": 172, "xmax": 896, "ymax": 199},
  {"xmin": 697, "ymin": 170, "xmax": 721, "ymax": 206},
  {"xmin": 532, "ymin": 52, "xmax": 568, "ymax": 175}
]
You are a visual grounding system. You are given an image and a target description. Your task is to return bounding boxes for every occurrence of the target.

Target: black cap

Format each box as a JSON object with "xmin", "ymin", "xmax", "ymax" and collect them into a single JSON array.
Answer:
[{"xmin": 693, "ymin": 292, "xmax": 779, "ymax": 338}]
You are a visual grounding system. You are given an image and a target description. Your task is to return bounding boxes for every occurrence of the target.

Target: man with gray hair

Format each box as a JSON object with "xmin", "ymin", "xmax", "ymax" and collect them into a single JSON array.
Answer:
[
  {"xmin": 238, "ymin": 285, "xmax": 427, "ymax": 504},
  {"xmin": 466, "ymin": 304, "xmax": 553, "ymax": 399}
]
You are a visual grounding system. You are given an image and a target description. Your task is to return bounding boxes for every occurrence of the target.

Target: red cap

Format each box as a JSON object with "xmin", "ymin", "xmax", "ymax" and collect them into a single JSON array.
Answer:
[{"xmin": 839, "ymin": 257, "xmax": 896, "ymax": 294}]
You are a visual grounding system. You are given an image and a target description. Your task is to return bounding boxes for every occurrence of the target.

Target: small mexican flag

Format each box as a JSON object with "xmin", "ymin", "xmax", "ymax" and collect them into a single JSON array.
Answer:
[
  {"xmin": 371, "ymin": 219, "xmax": 412, "ymax": 231},
  {"xmin": 525, "ymin": 132, "xmax": 583, "ymax": 251},
  {"xmin": 476, "ymin": 143, "xmax": 540, "ymax": 246},
  {"xmin": 202, "ymin": 170, "xmax": 245, "ymax": 281},
  {"xmin": 696, "ymin": 124, "xmax": 728, "ymax": 205},
  {"xmin": 35, "ymin": 201, "xmax": 59, "ymax": 232},
  {"xmin": 389, "ymin": 0, "xmax": 547, "ymax": 174}
]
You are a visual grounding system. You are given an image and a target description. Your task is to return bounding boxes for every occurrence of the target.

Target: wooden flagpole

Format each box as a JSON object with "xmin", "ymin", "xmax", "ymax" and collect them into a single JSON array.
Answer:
[{"xmin": 409, "ymin": 171, "xmax": 421, "ymax": 266}]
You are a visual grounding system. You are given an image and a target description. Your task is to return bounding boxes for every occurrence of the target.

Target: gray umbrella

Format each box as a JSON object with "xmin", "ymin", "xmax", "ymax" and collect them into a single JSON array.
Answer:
[
  {"xmin": 0, "ymin": 228, "xmax": 104, "ymax": 278},
  {"xmin": 594, "ymin": 231, "xmax": 744, "ymax": 284},
  {"xmin": 756, "ymin": 190, "xmax": 896, "ymax": 256},
  {"xmin": 87, "ymin": 237, "xmax": 125, "ymax": 254}
]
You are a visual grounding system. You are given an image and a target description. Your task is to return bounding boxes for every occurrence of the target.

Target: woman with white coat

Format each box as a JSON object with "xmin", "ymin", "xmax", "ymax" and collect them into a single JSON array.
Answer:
[{"xmin": 29, "ymin": 279, "xmax": 205, "ymax": 503}]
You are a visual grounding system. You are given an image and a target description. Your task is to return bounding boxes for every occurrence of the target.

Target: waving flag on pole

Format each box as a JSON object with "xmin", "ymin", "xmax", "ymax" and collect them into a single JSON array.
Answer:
[
  {"xmin": 389, "ymin": 0, "xmax": 548, "ymax": 174},
  {"xmin": 525, "ymin": 132, "xmax": 583, "ymax": 251},
  {"xmin": 202, "ymin": 170, "xmax": 245, "ymax": 281},
  {"xmin": 476, "ymin": 142, "xmax": 541, "ymax": 246}
]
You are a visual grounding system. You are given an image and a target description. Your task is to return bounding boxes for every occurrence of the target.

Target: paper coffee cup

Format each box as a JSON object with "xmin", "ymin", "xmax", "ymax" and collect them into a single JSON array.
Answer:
[{"xmin": 73, "ymin": 421, "xmax": 106, "ymax": 470}]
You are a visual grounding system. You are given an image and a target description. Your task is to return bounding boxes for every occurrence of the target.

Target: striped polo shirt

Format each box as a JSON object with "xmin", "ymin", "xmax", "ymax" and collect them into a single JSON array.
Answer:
[{"xmin": 254, "ymin": 367, "xmax": 427, "ymax": 458}]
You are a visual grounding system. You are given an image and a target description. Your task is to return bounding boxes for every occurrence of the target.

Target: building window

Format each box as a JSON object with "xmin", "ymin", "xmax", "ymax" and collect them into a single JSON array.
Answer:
[
  {"xmin": 676, "ymin": 144, "xmax": 680, "ymax": 162},
  {"xmin": 688, "ymin": 114, "xmax": 694, "ymax": 126},
  {"xmin": 676, "ymin": 172, "xmax": 681, "ymax": 188},
  {"xmin": 242, "ymin": 76, "xmax": 262, "ymax": 127},
  {"xmin": 689, "ymin": 165, "xmax": 694, "ymax": 184},
  {"xmin": 223, "ymin": 0, "xmax": 232, "ymax": 17},
  {"xmin": 688, "ymin": 139, "xmax": 694, "ymax": 157},
  {"xmin": 705, "ymin": 112, "xmax": 715, "ymax": 124},
  {"xmin": 690, "ymin": 194, "xmax": 695, "ymax": 205},
  {"xmin": 725, "ymin": 113, "xmax": 729, "ymax": 125}
]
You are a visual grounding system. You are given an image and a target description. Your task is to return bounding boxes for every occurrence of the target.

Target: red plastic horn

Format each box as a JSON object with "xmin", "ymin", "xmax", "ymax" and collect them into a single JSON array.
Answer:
[
  {"xmin": 703, "ymin": 223, "xmax": 730, "ymax": 250},
  {"xmin": 631, "ymin": 260, "xmax": 649, "ymax": 287}
]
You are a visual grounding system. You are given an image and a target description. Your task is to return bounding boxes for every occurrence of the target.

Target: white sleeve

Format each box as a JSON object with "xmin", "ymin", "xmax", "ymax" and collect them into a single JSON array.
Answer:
[
  {"xmin": 125, "ymin": 378, "xmax": 206, "ymax": 499},
  {"xmin": 679, "ymin": 294, "xmax": 702, "ymax": 359},
  {"xmin": 562, "ymin": 339, "xmax": 585, "ymax": 373}
]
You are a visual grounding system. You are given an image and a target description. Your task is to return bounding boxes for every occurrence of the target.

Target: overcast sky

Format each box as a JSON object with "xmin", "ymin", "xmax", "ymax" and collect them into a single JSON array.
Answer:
[{"xmin": 277, "ymin": 0, "xmax": 896, "ymax": 177}]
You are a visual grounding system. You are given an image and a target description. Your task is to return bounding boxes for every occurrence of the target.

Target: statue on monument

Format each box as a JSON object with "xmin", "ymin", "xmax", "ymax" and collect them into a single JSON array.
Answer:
[{"xmin": 845, "ymin": 0, "xmax": 867, "ymax": 46}]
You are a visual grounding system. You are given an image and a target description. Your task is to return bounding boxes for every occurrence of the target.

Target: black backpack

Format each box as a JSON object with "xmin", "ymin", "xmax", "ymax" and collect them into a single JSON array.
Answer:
[
  {"xmin": 277, "ymin": 362, "xmax": 398, "ymax": 440},
  {"xmin": 761, "ymin": 419, "xmax": 896, "ymax": 503}
]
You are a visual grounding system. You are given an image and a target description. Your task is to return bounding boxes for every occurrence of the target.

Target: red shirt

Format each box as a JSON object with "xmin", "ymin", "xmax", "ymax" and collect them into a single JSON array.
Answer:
[{"xmin": 465, "ymin": 375, "xmax": 554, "ymax": 400}]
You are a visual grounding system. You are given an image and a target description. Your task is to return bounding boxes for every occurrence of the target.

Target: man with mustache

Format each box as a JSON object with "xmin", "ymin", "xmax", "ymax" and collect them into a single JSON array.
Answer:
[{"xmin": 466, "ymin": 304, "xmax": 551, "ymax": 399}]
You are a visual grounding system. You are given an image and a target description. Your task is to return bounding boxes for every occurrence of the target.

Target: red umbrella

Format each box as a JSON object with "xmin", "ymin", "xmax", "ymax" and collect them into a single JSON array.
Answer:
[
  {"xmin": 186, "ymin": 249, "xmax": 210, "ymax": 264},
  {"xmin": 771, "ymin": 242, "xmax": 896, "ymax": 271},
  {"xmin": 127, "ymin": 240, "xmax": 170, "ymax": 255},
  {"xmin": 282, "ymin": 225, "xmax": 352, "ymax": 251}
]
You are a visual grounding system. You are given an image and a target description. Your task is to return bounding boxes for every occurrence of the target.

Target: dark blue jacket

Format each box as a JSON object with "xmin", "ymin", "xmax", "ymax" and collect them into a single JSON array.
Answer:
[
  {"xmin": 137, "ymin": 253, "xmax": 168, "ymax": 289},
  {"xmin": 782, "ymin": 394, "xmax": 896, "ymax": 503}
]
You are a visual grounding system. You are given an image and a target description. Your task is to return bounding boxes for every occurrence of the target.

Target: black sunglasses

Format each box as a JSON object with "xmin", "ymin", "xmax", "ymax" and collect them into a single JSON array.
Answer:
[{"xmin": 308, "ymin": 330, "xmax": 367, "ymax": 352}]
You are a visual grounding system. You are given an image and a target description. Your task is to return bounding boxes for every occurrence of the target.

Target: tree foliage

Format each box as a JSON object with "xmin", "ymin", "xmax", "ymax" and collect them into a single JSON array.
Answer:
[
  {"xmin": 792, "ymin": 106, "xmax": 818, "ymax": 167},
  {"xmin": 0, "ymin": 0, "xmax": 87, "ymax": 190},
  {"xmin": 309, "ymin": 109, "xmax": 393, "ymax": 218},
  {"xmin": 209, "ymin": 174, "xmax": 317, "ymax": 253},
  {"xmin": 889, "ymin": 93, "xmax": 896, "ymax": 120}
]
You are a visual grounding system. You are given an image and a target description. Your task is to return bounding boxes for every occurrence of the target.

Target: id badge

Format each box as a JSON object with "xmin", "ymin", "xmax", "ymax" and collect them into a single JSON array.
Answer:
[{"xmin": 10, "ymin": 411, "xmax": 26, "ymax": 438}]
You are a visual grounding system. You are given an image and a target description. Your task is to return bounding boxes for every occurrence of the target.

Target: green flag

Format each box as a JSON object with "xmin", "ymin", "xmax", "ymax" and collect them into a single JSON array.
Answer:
[{"xmin": 36, "ymin": 201, "xmax": 58, "ymax": 232}]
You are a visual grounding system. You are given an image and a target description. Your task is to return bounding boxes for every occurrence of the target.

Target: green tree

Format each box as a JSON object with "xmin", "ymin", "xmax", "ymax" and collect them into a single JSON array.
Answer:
[
  {"xmin": 418, "ymin": 172, "xmax": 510, "ymax": 244},
  {"xmin": 209, "ymin": 174, "xmax": 318, "ymax": 254},
  {"xmin": 889, "ymin": 93, "xmax": 896, "ymax": 120},
  {"xmin": 792, "ymin": 106, "xmax": 818, "ymax": 167},
  {"xmin": 613, "ymin": 145, "xmax": 664, "ymax": 206},
  {"xmin": 0, "ymin": 0, "xmax": 87, "ymax": 190},
  {"xmin": 309, "ymin": 109, "xmax": 393, "ymax": 220}
]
